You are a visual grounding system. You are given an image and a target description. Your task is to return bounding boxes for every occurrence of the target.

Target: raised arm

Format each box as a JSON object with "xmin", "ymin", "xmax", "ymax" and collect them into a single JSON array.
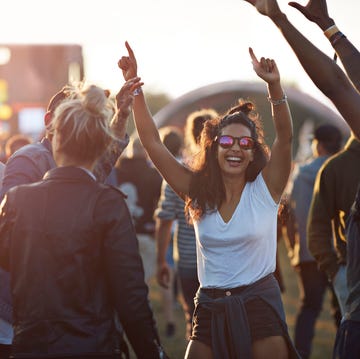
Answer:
[
  {"xmin": 110, "ymin": 77, "xmax": 138, "ymax": 139},
  {"xmin": 118, "ymin": 42, "xmax": 192, "ymax": 199},
  {"xmin": 93, "ymin": 78, "xmax": 140, "ymax": 182},
  {"xmin": 289, "ymin": 0, "xmax": 360, "ymax": 92},
  {"xmin": 249, "ymin": 48, "xmax": 293, "ymax": 202},
  {"xmin": 244, "ymin": 0, "xmax": 360, "ymax": 139}
]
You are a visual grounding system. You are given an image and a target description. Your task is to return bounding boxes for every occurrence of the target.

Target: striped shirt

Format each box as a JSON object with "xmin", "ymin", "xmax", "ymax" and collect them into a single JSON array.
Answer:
[{"xmin": 155, "ymin": 181, "xmax": 197, "ymax": 271}]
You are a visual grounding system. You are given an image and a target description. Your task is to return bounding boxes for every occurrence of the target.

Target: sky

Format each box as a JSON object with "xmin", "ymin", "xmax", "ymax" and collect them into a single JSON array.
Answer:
[{"xmin": 1, "ymin": 0, "xmax": 359, "ymax": 114}]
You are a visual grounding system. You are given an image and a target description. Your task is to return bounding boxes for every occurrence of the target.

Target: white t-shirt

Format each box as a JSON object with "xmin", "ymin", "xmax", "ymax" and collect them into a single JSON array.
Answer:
[{"xmin": 192, "ymin": 173, "xmax": 279, "ymax": 289}]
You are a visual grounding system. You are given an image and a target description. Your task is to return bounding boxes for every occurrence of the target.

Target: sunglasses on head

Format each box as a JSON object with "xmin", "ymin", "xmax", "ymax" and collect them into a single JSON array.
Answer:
[{"xmin": 216, "ymin": 135, "xmax": 255, "ymax": 150}]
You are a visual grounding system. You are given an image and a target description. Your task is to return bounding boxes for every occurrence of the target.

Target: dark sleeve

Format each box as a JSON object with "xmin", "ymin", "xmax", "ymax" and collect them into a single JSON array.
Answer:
[
  {"xmin": 286, "ymin": 171, "xmax": 307, "ymax": 253},
  {"xmin": 0, "ymin": 194, "xmax": 15, "ymax": 271},
  {"xmin": 307, "ymin": 165, "xmax": 339, "ymax": 279},
  {"xmin": 94, "ymin": 136, "xmax": 129, "ymax": 183},
  {"xmin": 96, "ymin": 189, "xmax": 162, "ymax": 359},
  {"xmin": 283, "ymin": 202, "xmax": 297, "ymax": 255},
  {"xmin": 346, "ymin": 186, "xmax": 360, "ymax": 292},
  {"xmin": 0, "ymin": 156, "xmax": 43, "ymax": 201},
  {"xmin": 0, "ymin": 193, "xmax": 16, "ymax": 323}
]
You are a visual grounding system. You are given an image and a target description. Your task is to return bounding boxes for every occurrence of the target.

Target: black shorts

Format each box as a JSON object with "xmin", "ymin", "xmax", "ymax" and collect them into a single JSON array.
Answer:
[
  {"xmin": 190, "ymin": 287, "xmax": 284, "ymax": 347},
  {"xmin": 333, "ymin": 320, "xmax": 360, "ymax": 359}
]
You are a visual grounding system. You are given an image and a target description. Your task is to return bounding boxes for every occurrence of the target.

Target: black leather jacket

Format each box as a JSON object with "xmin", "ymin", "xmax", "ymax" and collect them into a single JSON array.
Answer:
[{"xmin": 0, "ymin": 167, "xmax": 162, "ymax": 358}]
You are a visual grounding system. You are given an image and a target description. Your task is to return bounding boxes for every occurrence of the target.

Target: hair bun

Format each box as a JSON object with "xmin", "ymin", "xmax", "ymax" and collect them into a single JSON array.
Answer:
[
  {"xmin": 82, "ymin": 85, "xmax": 107, "ymax": 115},
  {"xmin": 228, "ymin": 101, "xmax": 254, "ymax": 116},
  {"xmin": 239, "ymin": 102, "xmax": 254, "ymax": 114}
]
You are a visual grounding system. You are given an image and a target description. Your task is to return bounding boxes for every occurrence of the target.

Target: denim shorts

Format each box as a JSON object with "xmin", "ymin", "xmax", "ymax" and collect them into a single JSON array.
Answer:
[{"xmin": 190, "ymin": 287, "xmax": 284, "ymax": 347}]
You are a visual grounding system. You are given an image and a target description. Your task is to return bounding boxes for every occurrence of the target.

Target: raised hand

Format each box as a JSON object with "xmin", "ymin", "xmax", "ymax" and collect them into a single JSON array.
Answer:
[
  {"xmin": 243, "ymin": 0, "xmax": 282, "ymax": 18},
  {"xmin": 288, "ymin": 0, "xmax": 334, "ymax": 30},
  {"xmin": 110, "ymin": 77, "xmax": 143, "ymax": 137},
  {"xmin": 249, "ymin": 47, "xmax": 280, "ymax": 84},
  {"xmin": 118, "ymin": 41, "xmax": 138, "ymax": 81}
]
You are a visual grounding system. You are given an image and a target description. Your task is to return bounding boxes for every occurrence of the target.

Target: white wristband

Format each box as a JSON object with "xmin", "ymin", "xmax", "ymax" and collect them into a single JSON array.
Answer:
[
  {"xmin": 267, "ymin": 94, "xmax": 288, "ymax": 106},
  {"xmin": 133, "ymin": 87, "xmax": 142, "ymax": 96},
  {"xmin": 324, "ymin": 24, "xmax": 339, "ymax": 39}
]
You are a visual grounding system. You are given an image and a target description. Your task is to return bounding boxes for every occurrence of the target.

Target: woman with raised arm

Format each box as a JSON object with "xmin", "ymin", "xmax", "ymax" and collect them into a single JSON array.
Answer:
[
  {"xmin": 244, "ymin": 0, "xmax": 360, "ymax": 140},
  {"xmin": 119, "ymin": 42, "xmax": 298, "ymax": 359}
]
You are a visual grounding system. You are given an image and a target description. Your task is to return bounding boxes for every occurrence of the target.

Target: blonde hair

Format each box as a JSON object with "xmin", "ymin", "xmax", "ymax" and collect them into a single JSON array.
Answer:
[
  {"xmin": 184, "ymin": 108, "xmax": 219, "ymax": 157},
  {"xmin": 52, "ymin": 84, "xmax": 116, "ymax": 163}
]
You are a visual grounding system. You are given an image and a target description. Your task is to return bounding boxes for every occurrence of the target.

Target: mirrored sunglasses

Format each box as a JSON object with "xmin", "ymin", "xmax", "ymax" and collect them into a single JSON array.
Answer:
[{"xmin": 216, "ymin": 135, "xmax": 255, "ymax": 150}]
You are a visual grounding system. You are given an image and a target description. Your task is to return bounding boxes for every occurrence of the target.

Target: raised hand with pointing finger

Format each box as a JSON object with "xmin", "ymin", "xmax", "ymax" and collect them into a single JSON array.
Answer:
[
  {"xmin": 249, "ymin": 47, "xmax": 280, "ymax": 85},
  {"xmin": 118, "ymin": 41, "xmax": 138, "ymax": 81}
]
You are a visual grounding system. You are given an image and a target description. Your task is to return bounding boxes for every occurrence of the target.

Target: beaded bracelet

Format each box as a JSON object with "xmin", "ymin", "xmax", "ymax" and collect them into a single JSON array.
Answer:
[{"xmin": 267, "ymin": 94, "xmax": 288, "ymax": 106}]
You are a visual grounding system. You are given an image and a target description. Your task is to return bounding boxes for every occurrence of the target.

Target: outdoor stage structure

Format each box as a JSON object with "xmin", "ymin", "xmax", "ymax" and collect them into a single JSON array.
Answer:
[{"xmin": 153, "ymin": 81, "xmax": 350, "ymax": 161}]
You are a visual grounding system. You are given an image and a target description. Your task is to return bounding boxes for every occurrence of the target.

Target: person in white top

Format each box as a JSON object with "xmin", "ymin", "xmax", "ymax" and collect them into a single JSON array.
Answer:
[{"xmin": 119, "ymin": 42, "xmax": 297, "ymax": 358}]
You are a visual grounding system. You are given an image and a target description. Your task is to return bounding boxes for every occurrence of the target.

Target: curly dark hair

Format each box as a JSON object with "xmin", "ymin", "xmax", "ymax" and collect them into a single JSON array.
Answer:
[{"xmin": 185, "ymin": 100, "xmax": 270, "ymax": 221}]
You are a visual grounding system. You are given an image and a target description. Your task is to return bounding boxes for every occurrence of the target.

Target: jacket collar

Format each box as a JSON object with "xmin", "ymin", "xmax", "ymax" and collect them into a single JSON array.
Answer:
[
  {"xmin": 43, "ymin": 166, "xmax": 97, "ymax": 182},
  {"xmin": 40, "ymin": 137, "xmax": 53, "ymax": 153}
]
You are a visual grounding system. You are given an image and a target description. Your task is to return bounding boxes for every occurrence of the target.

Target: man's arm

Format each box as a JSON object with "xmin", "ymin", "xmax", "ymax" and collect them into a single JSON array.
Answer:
[
  {"xmin": 93, "ymin": 136, "xmax": 129, "ymax": 183},
  {"xmin": 244, "ymin": 0, "xmax": 360, "ymax": 139},
  {"xmin": 154, "ymin": 182, "xmax": 177, "ymax": 289},
  {"xmin": 155, "ymin": 218, "xmax": 173, "ymax": 289},
  {"xmin": 288, "ymin": 0, "xmax": 360, "ymax": 92}
]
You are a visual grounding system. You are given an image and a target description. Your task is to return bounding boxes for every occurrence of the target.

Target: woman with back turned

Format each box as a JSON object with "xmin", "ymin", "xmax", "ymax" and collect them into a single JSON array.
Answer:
[{"xmin": 0, "ymin": 82, "xmax": 167, "ymax": 359}]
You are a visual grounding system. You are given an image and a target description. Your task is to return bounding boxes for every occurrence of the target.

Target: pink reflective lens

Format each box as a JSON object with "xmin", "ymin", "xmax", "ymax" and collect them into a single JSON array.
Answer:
[
  {"xmin": 218, "ymin": 135, "xmax": 255, "ymax": 150},
  {"xmin": 238, "ymin": 136, "xmax": 255, "ymax": 149},
  {"xmin": 218, "ymin": 135, "xmax": 234, "ymax": 148}
]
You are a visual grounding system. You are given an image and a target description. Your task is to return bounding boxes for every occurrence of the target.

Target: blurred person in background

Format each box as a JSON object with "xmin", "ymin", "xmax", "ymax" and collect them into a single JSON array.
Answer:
[
  {"xmin": 287, "ymin": 124, "xmax": 343, "ymax": 359},
  {"xmin": 116, "ymin": 134, "xmax": 162, "ymax": 284},
  {"xmin": 308, "ymin": 133, "xmax": 360, "ymax": 316},
  {"xmin": 155, "ymin": 109, "xmax": 218, "ymax": 342},
  {"xmin": 156, "ymin": 125, "xmax": 184, "ymax": 338},
  {"xmin": 4, "ymin": 134, "xmax": 32, "ymax": 161}
]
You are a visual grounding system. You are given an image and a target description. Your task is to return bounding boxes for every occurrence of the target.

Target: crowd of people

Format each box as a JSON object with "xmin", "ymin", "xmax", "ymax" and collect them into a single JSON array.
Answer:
[{"xmin": 0, "ymin": 0, "xmax": 359, "ymax": 358}]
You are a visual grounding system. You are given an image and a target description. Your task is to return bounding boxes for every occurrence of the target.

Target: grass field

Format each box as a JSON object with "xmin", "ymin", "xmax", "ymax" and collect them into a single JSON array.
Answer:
[{"xmin": 138, "ymin": 240, "xmax": 337, "ymax": 359}]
